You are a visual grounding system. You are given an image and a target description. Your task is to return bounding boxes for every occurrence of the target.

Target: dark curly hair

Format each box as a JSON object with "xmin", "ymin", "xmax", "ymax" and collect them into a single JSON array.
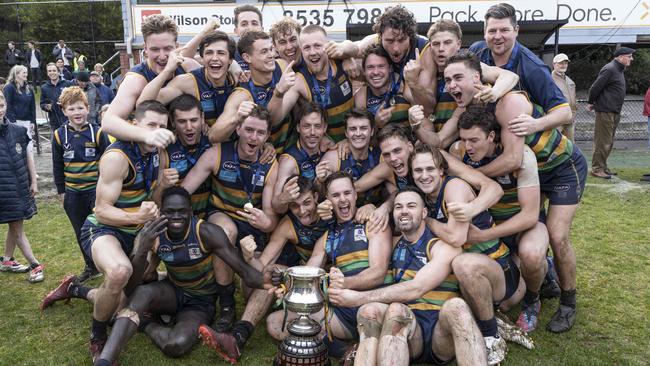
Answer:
[{"xmin": 372, "ymin": 5, "xmax": 417, "ymax": 49}]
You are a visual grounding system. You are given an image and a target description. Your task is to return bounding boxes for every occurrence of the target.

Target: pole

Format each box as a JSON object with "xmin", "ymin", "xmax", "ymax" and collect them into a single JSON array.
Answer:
[{"xmin": 89, "ymin": 2, "xmax": 98, "ymax": 61}]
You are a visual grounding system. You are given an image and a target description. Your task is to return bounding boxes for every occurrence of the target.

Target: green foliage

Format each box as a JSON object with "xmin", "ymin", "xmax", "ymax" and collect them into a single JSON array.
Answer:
[{"xmin": 0, "ymin": 1, "xmax": 122, "ymax": 77}]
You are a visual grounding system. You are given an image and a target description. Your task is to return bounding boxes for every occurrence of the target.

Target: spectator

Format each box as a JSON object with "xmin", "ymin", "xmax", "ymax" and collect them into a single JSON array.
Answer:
[
  {"xmin": 0, "ymin": 77, "xmax": 5, "ymax": 91},
  {"xmin": 587, "ymin": 47, "xmax": 635, "ymax": 179},
  {"xmin": 5, "ymin": 41, "xmax": 24, "ymax": 68},
  {"xmin": 93, "ymin": 63, "xmax": 112, "ymax": 87},
  {"xmin": 52, "ymin": 40, "xmax": 73, "ymax": 72},
  {"xmin": 0, "ymin": 90, "xmax": 44, "ymax": 283},
  {"xmin": 25, "ymin": 41, "xmax": 42, "ymax": 90},
  {"xmin": 3, "ymin": 65, "xmax": 36, "ymax": 153},
  {"xmin": 73, "ymin": 51, "xmax": 87, "ymax": 73},
  {"xmin": 41, "ymin": 62, "xmax": 72, "ymax": 131},
  {"xmin": 51, "ymin": 86, "xmax": 110, "ymax": 281},
  {"xmin": 56, "ymin": 58, "xmax": 74, "ymax": 81},
  {"xmin": 73, "ymin": 59, "xmax": 89, "ymax": 79},
  {"xmin": 551, "ymin": 53, "xmax": 577, "ymax": 141},
  {"xmin": 73, "ymin": 72, "xmax": 101, "ymax": 124},
  {"xmin": 90, "ymin": 71, "xmax": 114, "ymax": 106}
]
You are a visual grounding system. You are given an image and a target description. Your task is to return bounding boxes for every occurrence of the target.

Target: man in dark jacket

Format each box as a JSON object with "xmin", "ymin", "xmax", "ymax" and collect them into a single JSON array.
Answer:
[
  {"xmin": 41, "ymin": 62, "xmax": 72, "ymax": 130},
  {"xmin": 587, "ymin": 47, "xmax": 634, "ymax": 179},
  {"xmin": 90, "ymin": 71, "xmax": 114, "ymax": 106},
  {"xmin": 25, "ymin": 41, "xmax": 42, "ymax": 89},
  {"xmin": 74, "ymin": 72, "xmax": 102, "ymax": 124},
  {"xmin": 5, "ymin": 41, "xmax": 24, "ymax": 68},
  {"xmin": 52, "ymin": 40, "xmax": 74, "ymax": 72}
]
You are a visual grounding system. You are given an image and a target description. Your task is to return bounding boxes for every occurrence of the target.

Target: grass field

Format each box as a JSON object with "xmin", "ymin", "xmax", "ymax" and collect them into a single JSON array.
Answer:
[{"xmin": 1, "ymin": 149, "xmax": 649, "ymax": 365}]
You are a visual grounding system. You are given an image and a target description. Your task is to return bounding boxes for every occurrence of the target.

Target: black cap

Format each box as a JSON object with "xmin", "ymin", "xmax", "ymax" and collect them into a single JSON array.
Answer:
[
  {"xmin": 76, "ymin": 72, "xmax": 90, "ymax": 82},
  {"xmin": 613, "ymin": 47, "xmax": 635, "ymax": 57}
]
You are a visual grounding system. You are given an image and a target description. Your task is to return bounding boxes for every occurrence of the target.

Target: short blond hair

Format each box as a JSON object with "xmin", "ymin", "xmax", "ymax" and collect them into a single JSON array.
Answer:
[
  {"xmin": 59, "ymin": 86, "xmax": 88, "ymax": 108},
  {"xmin": 141, "ymin": 14, "xmax": 178, "ymax": 42}
]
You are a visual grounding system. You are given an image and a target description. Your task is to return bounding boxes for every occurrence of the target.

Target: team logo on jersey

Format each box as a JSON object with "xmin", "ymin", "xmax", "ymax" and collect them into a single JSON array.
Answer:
[
  {"xmin": 312, "ymin": 86, "xmax": 326, "ymax": 96},
  {"xmin": 152, "ymin": 154, "xmax": 159, "ymax": 168},
  {"xmin": 367, "ymin": 97, "xmax": 382, "ymax": 107},
  {"xmin": 201, "ymin": 90, "xmax": 214, "ymax": 100},
  {"xmin": 298, "ymin": 228, "xmax": 312, "ymax": 242},
  {"xmin": 223, "ymin": 161, "xmax": 237, "ymax": 171},
  {"xmin": 340, "ymin": 81, "xmax": 351, "ymax": 96},
  {"xmin": 300, "ymin": 161, "xmax": 314, "ymax": 178},
  {"xmin": 15, "ymin": 143, "xmax": 22, "ymax": 154},
  {"xmin": 85, "ymin": 148, "xmax": 96, "ymax": 157},
  {"xmin": 255, "ymin": 91, "xmax": 268, "ymax": 101},
  {"xmin": 135, "ymin": 161, "xmax": 144, "ymax": 172},
  {"xmin": 170, "ymin": 151, "xmax": 184, "ymax": 162},
  {"xmin": 63, "ymin": 143, "xmax": 72, "ymax": 151}
]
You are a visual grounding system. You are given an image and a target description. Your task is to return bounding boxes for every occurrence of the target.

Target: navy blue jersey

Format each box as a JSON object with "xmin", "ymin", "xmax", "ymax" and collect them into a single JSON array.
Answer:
[
  {"xmin": 280, "ymin": 141, "xmax": 321, "ymax": 180},
  {"xmin": 165, "ymin": 134, "xmax": 211, "ymax": 216},
  {"xmin": 189, "ymin": 68, "xmax": 235, "ymax": 127},
  {"xmin": 127, "ymin": 61, "xmax": 185, "ymax": 85},
  {"xmin": 52, "ymin": 123, "xmax": 110, "ymax": 192},
  {"xmin": 157, "ymin": 217, "xmax": 218, "ymax": 299}
]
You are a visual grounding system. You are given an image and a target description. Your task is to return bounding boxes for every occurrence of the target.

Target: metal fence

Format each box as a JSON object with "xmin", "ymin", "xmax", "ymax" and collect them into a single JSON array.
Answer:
[{"xmin": 574, "ymin": 97, "xmax": 648, "ymax": 141}]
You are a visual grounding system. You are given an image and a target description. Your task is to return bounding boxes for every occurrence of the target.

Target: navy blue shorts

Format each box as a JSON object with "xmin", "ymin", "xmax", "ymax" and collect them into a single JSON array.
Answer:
[
  {"xmin": 331, "ymin": 305, "xmax": 360, "ymax": 338},
  {"xmin": 496, "ymin": 256, "xmax": 521, "ymax": 304},
  {"xmin": 501, "ymin": 211, "xmax": 545, "ymax": 253},
  {"xmin": 539, "ymin": 147, "xmax": 587, "ymax": 206},
  {"xmin": 412, "ymin": 309, "xmax": 451, "ymax": 365},
  {"xmin": 233, "ymin": 218, "xmax": 268, "ymax": 251},
  {"xmin": 80, "ymin": 219, "xmax": 136, "ymax": 260},
  {"xmin": 166, "ymin": 279, "xmax": 217, "ymax": 321}
]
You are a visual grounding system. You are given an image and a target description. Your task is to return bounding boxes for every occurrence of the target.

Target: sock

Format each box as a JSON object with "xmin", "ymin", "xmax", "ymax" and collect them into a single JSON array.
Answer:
[
  {"xmin": 30, "ymin": 262, "xmax": 40, "ymax": 269},
  {"xmin": 476, "ymin": 317, "xmax": 498, "ymax": 338},
  {"xmin": 70, "ymin": 282, "xmax": 91, "ymax": 300},
  {"xmin": 94, "ymin": 360, "xmax": 111, "ymax": 366},
  {"xmin": 91, "ymin": 318, "xmax": 108, "ymax": 340},
  {"xmin": 323, "ymin": 336, "xmax": 350, "ymax": 359},
  {"xmin": 523, "ymin": 290, "xmax": 540, "ymax": 305},
  {"xmin": 138, "ymin": 314, "xmax": 155, "ymax": 332},
  {"xmin": 218, "ymin": 283, "xmax": 236, "ymax": 308},
  {"xmin": 560, "ymin": 289, "xmax": 577, "ymax": 309},
  {"xmin": 231, "ymin": 320, "xmax": 254, "ymax": 349}
]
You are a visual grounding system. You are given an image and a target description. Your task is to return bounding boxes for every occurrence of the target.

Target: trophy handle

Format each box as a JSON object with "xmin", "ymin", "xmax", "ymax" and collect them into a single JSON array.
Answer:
[
  {"xmin": 280, "ymin": 271, "xmax": 291, "ymax": 333},
  {"xmin": 320, "ymin": 274, "xmax": 334, "ymax": 342}
]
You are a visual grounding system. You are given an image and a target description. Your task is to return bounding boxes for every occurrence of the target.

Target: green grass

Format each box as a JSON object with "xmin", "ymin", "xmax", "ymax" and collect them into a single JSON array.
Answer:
[{"xmin": 1, "ymin": 151, "xmax": 649, "ymax": 365}]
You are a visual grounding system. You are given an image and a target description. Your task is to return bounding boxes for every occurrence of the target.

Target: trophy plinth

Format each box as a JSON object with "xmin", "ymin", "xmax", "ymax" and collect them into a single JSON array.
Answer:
[{"xmin": 274, "ymin": 266, "xmax": 331, "ymax": 366}]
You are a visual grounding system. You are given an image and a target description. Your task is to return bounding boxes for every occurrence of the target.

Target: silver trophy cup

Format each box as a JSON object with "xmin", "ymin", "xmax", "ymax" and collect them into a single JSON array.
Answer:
[{"xmin": 275, "ymin": 266, "xmax": 331, "ymax": 366}]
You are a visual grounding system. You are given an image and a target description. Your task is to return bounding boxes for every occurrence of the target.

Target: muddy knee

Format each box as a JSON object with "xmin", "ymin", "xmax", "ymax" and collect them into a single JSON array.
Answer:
[
  {"xmin": 380, "ymin": 303, "xmax": 414, "ymax": 338},
  {"xmin": 357, "ymin": 305, "xmax": 384, "ymax": 339}
]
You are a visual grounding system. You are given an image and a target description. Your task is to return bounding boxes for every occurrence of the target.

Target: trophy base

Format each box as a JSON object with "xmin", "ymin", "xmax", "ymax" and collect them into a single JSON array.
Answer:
[{"xmin": 275, "ymin": 315, "xmax": 330, "ymax": 366}]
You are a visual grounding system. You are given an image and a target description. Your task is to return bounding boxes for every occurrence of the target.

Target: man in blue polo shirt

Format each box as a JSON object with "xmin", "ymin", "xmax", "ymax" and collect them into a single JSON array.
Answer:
[{"xmin": 469, "ymin": 3, "xmax": 584, "ymax": 333}]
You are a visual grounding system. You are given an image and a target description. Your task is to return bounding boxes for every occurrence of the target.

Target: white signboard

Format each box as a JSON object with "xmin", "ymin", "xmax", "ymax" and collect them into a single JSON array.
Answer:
[{"xmin": 132, "ymin": 0, "xmax": 650, "ymax": 36}]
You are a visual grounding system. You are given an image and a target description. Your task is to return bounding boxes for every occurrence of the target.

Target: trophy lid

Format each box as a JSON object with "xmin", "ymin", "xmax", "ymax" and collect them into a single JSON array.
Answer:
[{"xmin": 286, "ymin": 266, "xmax": 326, "ymax": 279}]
